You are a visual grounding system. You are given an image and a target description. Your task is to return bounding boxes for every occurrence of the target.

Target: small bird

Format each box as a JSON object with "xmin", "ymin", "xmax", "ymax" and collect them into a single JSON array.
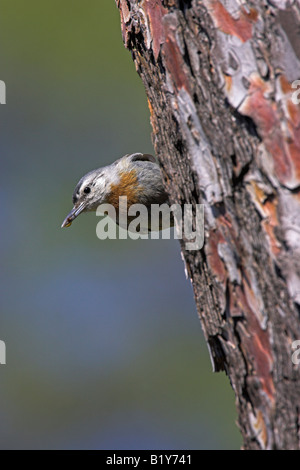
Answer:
[{"xmin": 61, "ymin": 153, "xmax": 170, "ymax": 231}]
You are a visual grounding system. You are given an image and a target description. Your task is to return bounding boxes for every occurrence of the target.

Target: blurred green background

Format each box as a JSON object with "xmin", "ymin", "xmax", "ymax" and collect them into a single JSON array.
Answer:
[{"xmin": 0, "ymin": 0, "xmax": 241, "ymax": 449}]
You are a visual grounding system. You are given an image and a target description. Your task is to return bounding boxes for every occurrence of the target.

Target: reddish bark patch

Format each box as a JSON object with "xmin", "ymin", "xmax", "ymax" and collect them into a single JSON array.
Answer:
[
  {"xmin": 224, "ymin": 74, "xmax": 233, "ymax": 93},
  {"xmin": 117, "ymin": 0, "xmax": 131, "ymax": 47},
  {"xmin": 144, "ymin": 0, "xmax": 168, "ymax": 60},
  {"xmin": 251, "ymin": 410, "xmax": 268, "ymax": 449},
  {"xmin": 208, "ymin": 1, "xmax": 258, "ymax": 43},
  {"xmin": 279, "ymin": 75, "xmax": 292, "ymax": 94},
  {"xmin": 237, "ymin": 283, "xmax": 275, "ymax": 403},
  {"xmin": 287, "ymin": 100, "xmax": 300, "ymax": 128},
  {"xmin": 240, "ymin": 73, "xmax": 300, "ymax": 188},
  {"xmin": 248, "ymin": 180, "xmax": 281, "ymax": 257},
  {"xmin": 162, "ymin": 35, "xmax": 191, "ymax": 92},
  {"xmin": 262, "ymin": 199, "xmax": 281, "ymax": 257},
  {"xmin": 206, "ymin": 230, "xmax": 227, "ymax": 287}
]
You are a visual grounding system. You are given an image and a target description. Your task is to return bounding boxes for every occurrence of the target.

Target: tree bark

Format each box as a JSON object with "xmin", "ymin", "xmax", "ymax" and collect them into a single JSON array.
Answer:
[{"xmin": 116, "ymin": 0, "xmax": 300, "ymax": 449}]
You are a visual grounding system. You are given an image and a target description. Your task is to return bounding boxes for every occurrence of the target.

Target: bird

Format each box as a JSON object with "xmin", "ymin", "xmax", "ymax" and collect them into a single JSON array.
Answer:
[{"xmin": 61, "ymin": 153, "xmax": 172, "ymax": 232}]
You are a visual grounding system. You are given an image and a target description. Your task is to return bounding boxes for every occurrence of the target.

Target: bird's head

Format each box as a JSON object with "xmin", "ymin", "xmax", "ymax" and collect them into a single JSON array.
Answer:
[
  {"xmin": 61, "ymin": 153, "xmax": 163, "ymax": 229},
  {"xmin": 61, "ymin": 168, "xmax": 109, "ymax": 228}
]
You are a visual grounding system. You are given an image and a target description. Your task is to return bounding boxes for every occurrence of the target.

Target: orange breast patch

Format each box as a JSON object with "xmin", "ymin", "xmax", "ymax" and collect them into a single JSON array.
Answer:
[{"xmin": 107, "ymin": 169, "xmax": 142, "ymax": 209}]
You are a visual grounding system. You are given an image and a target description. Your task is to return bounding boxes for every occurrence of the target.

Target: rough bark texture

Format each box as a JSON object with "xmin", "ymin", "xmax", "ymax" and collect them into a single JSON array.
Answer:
[{"xmin": 116, "ymin": 0, "xmax": 300, "ymax": 449}]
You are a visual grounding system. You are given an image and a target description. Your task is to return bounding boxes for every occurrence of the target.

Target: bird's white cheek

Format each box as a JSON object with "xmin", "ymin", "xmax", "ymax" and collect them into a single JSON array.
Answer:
[
  {"xmin": 85, "ymin": 200, "xmax": 97, "ymax": 212},
  {"xmin": 87, "ymin": 197, "xmax": 104, "ymax": 212}
]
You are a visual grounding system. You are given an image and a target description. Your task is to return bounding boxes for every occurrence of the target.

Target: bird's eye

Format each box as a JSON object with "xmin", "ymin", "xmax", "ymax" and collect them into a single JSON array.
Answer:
[{"xmin": 83, "ymin": 186, "xmax": 91, "ymax": 194}]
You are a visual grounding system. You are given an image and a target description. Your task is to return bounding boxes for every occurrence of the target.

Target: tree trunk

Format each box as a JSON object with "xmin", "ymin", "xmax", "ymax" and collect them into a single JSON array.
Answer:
[{"xmin": 116, "ymin": 0, "xmax": 300, "ymax": 449}]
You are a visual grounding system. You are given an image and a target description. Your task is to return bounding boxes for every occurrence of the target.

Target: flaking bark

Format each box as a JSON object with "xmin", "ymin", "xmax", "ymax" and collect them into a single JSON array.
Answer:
[{"xmin": 116, "ymin": 0, "xmax": 300, "ymax": 449}]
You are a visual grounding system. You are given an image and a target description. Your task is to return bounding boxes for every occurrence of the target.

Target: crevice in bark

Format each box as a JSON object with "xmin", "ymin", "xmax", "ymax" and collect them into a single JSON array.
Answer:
[
  {"xmin": 178, "ymin": 0, "xmax": 193, "ymax": 12},
  {"xmin": 231, "ymin": 160, "xmax": 252, "ymax": 187}
]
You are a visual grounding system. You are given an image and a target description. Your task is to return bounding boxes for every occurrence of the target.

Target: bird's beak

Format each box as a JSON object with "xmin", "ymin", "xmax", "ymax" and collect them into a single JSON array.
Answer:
[{"xmin": 61, "ymin": 202, "xmax": 86, "ymax": 228}]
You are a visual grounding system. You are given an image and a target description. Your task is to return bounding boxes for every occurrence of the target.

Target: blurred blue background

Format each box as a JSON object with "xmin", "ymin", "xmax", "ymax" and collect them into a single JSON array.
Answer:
[{"xmin": 0, "ymin": 0, "xmax": 240, "ymax": 449}]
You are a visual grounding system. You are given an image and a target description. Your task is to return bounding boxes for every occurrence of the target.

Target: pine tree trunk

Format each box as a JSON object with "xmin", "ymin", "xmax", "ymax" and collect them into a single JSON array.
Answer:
[{"xmin": 116, "ymin": 0, "xmax": 300, "ymax": 449}]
